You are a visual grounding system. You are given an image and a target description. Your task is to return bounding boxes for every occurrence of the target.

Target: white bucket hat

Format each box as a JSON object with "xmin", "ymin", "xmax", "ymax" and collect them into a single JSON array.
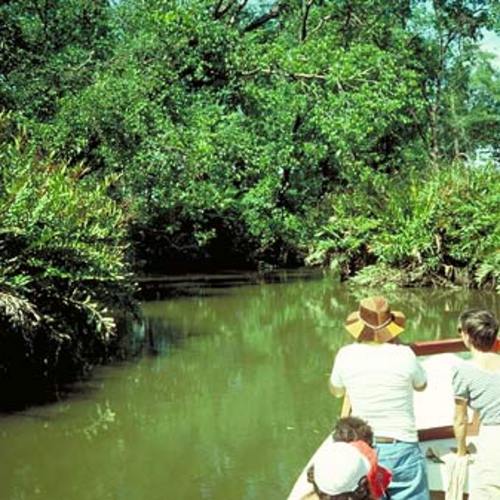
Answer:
[{"xmin": 313, "ymin": 441, "xmax": 371, "ymax": 495}]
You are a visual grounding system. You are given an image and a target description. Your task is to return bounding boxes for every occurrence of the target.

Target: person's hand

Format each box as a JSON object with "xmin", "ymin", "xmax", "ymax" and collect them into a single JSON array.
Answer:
[
  {"xmin": 450, "ymin": 443, "xmax": 475, "ymax": 459},
  {"xmin": 466, "ymin": 443, "xmax": 476, "ymax": 454}
]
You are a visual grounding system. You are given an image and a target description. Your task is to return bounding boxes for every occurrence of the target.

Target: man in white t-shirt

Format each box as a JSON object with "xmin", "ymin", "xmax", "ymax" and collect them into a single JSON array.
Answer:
[{"xmin": 330, "ymin": 296, "xmax": 430, "ymax": 500}]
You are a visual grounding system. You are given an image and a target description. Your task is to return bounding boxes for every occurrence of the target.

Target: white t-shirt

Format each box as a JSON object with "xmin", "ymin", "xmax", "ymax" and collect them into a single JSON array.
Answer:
[{"xmin": 330, "ymin": 343, "xmax": 427, "ymax": 442}]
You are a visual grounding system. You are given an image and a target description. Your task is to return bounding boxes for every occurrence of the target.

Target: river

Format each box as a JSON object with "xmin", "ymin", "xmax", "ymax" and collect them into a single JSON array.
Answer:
[{"xmin": 0, "ymin": 271, "xmax": 498, "ymax": 499}]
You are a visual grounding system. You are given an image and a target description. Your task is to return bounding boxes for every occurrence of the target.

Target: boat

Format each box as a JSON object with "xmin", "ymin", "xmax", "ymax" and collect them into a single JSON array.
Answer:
[{"xmin": 287, "ymin": 338, "xmax": 479, "ymax": 499}]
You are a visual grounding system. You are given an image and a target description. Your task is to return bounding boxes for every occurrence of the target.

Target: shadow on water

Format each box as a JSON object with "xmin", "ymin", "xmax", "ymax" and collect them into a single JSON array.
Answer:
[
  {"xmin": 136, "ymin": 268, "xmax": 325, "ymax": 300},
  {"xmin": 0, "ymin": 269, "xmax": 325, "ymax": 413},
  {"xmin": 129, "ymin": 268, "xmax": 328, "ymax": 356},
  {"xmin": 129, "ymin": 316, "xmax": 207, "ymax": 357}
]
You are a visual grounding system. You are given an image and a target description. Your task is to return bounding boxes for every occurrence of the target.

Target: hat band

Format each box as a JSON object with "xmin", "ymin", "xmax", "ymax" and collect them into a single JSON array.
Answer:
[{"xmin": 357, "ymin": 312, "xmax": 393, "ymax": 331}]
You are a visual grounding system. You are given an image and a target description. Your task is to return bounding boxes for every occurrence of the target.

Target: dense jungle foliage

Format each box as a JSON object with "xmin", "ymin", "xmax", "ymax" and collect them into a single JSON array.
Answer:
[
  {"xmin": 0, "ymin": 0, "xmax": 499, "ymax": 404},
  {"xmin": 0, "ymin": 116, "xmax": 134, "ymax": 406}
]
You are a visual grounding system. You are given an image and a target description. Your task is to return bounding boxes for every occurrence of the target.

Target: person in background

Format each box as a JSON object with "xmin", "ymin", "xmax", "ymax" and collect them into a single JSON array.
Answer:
[
  {"xmin": 329, "ymin": 296, "xmax": 429, "ymax": 500},
  {"xmin": 452, "ymin": 309, "xmax": 500, "ymax": 500}
]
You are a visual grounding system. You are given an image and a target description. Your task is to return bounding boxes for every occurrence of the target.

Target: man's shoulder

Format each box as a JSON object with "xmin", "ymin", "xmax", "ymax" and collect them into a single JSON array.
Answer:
[
  {"xmin": 338, "ymin": 342, "xmax": 357, "ymax": 352},
  {"xmin": 341, "ymin": 342, "xmax": 414, "ymax": 353},
  {"xmin": 390, "ymin": 343, "xmax": 416, "ymax": 355},
  {"xmin": 377, "ymin": 342, "xmax": 416, "ymax": 357},
  {"xmin": 338, "ymin": 342, "xmax": 415, "ymax": 357},
  {"xmin": 453, "ymin": 359, "xmax": 479, "ymax": 376},
  {"xmin": 383, "ymin": 343, "xmax": 420, "ymax": 366},
  {"xmin": 336, "ymin": 342, "xmax": 365, "ymax": 357},
  {"xmin": 336, "ymin": 343, "xmax": 417, "ymax": 364},
  {"xmin": 365, "ymin": 343, "xmax": 420, "ymax": 371}
]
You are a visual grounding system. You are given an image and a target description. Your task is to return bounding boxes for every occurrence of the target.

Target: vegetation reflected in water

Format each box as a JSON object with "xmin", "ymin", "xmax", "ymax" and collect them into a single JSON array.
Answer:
[{"xmin": 0, "ymin": 273, "xmax": 498, "ymax": 500}]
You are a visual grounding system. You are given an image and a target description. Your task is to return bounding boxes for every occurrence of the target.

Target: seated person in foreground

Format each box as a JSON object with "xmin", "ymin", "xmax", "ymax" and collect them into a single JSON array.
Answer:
[
  {"xmin": 452, "ymin": 309, "xmax": 500, "ymax": 500},
  {"xmin": 302, "ymin": 417, "xmax": 392, "ymax": 500},
  {"xmin": 304, "ymin": 441, "xmax": 373, "ymax": 500},
  {"xmin": 330, "ymin": 296, "xmax": 429, "ymax": 500}
]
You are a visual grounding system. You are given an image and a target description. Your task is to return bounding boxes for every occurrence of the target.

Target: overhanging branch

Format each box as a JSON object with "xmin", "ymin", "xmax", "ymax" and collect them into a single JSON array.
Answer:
[
  {"xmin": 241, "ymin": 67, "xmax": 327, "ymax": 81},
  {"xmin": 300, "ymin": 0, "xmax": 315, "ymax": 42},
  {"xmin": 308, "ymin": 13, "xmax": 334, "ymax": 39},
  {"xmin": 240, "ymin": 66, "xmax": 373, "ymax": 92}
]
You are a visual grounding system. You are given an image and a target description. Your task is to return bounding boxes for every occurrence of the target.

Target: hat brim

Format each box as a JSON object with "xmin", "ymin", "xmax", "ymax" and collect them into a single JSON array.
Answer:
[{"xmin": 345, "ymin": 310, "xmax": 405, "ymax": 343}]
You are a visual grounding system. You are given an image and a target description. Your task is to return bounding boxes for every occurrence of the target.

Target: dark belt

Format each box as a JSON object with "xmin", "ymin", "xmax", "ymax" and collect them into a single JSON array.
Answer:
[{"xmin": 375, "ymin": 436, "xmax": 399, "ymax": 444}]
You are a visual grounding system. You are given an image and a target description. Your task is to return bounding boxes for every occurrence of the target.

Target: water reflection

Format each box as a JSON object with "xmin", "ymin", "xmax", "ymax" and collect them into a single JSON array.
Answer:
[{"xmin": 0, "ymin": 273, "xmax": 497, "ymax": 500}]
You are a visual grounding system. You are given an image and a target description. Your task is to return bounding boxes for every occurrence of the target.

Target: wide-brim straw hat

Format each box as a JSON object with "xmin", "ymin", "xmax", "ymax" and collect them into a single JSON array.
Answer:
[{"xmin": 345, "ymin": 296, "xmax": 405, "ymax": 343}]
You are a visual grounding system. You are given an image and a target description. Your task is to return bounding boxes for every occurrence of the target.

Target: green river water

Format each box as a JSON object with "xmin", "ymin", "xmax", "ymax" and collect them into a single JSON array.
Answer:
[{"xmin": 0, "ymin": 271, "xmax": 498, "ymax": 500}]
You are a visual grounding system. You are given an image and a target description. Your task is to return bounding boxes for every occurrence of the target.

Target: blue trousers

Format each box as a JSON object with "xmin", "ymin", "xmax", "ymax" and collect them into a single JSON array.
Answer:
[{"xmin": 375, "ymin": 441, "xmax": 430, "ymax": 500}]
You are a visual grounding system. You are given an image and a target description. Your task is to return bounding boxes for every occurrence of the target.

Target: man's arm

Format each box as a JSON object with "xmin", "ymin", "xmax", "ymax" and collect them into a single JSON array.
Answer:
[
  {"xmin": 411, "ymin": 353, "xmax": 427, "ymax": 392},
  {"xmin": 453, "ymin": 398, "xmax": 468, "ymax": 456},
  {"xmin": 329, "ymin": 349, "xmax": 345, "ymax": 398},
  {"xmin": 413, "ymin": 380, "xmax": 427, "ymax": 392},
  {"xmin": 329, "ymin": 380, "xmax": 345, "ymax": 398}
]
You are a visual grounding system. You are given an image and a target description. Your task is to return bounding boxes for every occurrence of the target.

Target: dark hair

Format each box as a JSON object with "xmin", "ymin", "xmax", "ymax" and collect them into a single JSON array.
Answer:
[
  {"xmin": 332, "ymin": 417, "xmax": 373, "ymax": 447},
  {"xmin": 307, "ymin": 466, "xmax": 373, "ymax": 500},
  {"xmin": 459, "ymin": 309, "xmax": 499, "ymax": 352}
]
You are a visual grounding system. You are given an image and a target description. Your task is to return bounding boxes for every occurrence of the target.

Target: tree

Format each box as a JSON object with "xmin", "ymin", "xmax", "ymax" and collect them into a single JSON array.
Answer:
[
  {"xmin": 408, "ymin": 0, "xmax": 499, "ymax": 163},
  {"xmin": 0, "ymin": 0, "xmax": 113, "ymax": 119}
]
